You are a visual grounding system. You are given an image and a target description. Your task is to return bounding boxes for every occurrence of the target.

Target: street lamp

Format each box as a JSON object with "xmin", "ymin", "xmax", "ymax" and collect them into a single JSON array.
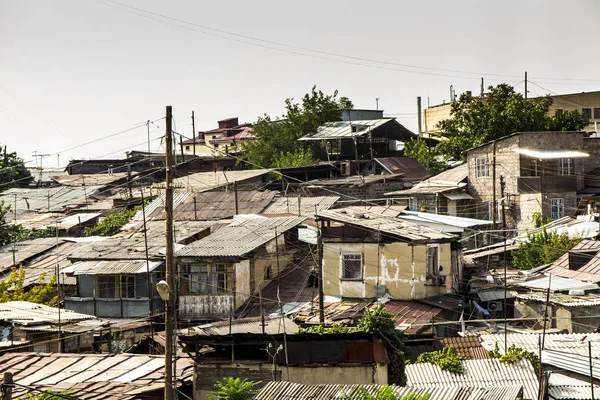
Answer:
[{"xmin": 156, "ymin": 280, "xmax": 174, "ymax": 400}]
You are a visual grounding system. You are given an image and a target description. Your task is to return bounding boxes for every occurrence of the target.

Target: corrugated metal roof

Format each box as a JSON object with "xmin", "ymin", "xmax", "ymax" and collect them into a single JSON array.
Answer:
[
  {"xmin": 400, "ymin": 211, "xmax": 492, "ymax": 228},
  {"xmin": 477, "ymin": 290, "xmax": 515, "ymax": 302},
  {"xmin": 317, "ymin": 208, "xmax": 456, "ymax": 242},
  {"xmin": 176, "ymin": 216, "xmax": 306, "ymax": 258},
  {"xmin": 512, "ymin": 291, "xmax": 600, "ymax": 306},
  {"xmin": 548, "ymin": 372, "xmax": 600, "ymax": 400},
  {"xmin": 299, "ymin": 118, "xmax": 393, "ymax": 140},
  {"xmin": 0, "ymin": 237, "xmax": 59, "ymax": 272},
  {"xmin": 172, "ymin": 169, "xmax": 270, "ymax": 192},
  {"xmin": 384, "ymin": 300, "xmax": 443, "ymax": 335},
  {"xmin": 0, "ymin": 185, "xmax": 104, "ymax": 212},
  {"xmin": 386, "ymin": 164, "xmax": 468, "ymax": 196},
  {"xmin": 183, "ymin": 317, "xmax": 297, "ymax": 336},
  {"xmin": 374, "ymin": 157, "xmax": 431, "ymax": 180},
  {"xmin": 546, "ymin": 240, "xmax": 600, "ymax": 283},
  {"xmin": 256, "ymin": 382, "xmax": 524, "ymax": 400},
  {"xmin": 443, "ymin": 192, "xmax": 475, "ymax": 200},
  {"xmin": 263, "ymin": 196, "xmax": 340, "ymax": 217},
  {"xmin": 133, "ymin": 191, "xmax": 190, "ymax": 221},
  {"xmin": 0, "ymin": 301, "xmax": 95, "ymax": 325},
  {"xmin": 0, "ymin": 352, "xmax": 192, "ymax": 399},
  {"xmin": 405, "ymin": 358, "xmax": 538, "ymax": 400},
  {"xmin": 50, "ymin": 172, "xmax": 135, "ymax": 186},
  {"xmin": 63, "ymin": 259, "xmax": 163, "ymax": 275},
  {"xmin": 516, "ymin": 275, "xmax": 599, "ymax": 291},
  {"xmin": 543, "ymin": 349, "xmax": 600, "ymax": 381},
  {"xmin": 440, "ymin": 337, "xmax": 489, "ymax": 360}
]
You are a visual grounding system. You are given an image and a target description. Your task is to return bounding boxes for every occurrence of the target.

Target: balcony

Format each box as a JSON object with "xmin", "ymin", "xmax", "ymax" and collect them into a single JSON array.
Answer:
[{"xmin": 517, "ymin": 176, "xmax": 578, "ymax": 194}]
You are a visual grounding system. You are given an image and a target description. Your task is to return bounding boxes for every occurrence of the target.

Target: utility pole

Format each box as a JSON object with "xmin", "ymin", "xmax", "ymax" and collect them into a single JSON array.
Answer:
[
  {"xmin": 480, "ymin": 77, "xmax": 484, "ymax": 97},
  {"xmin": 375, "ymin": 98, "xmax": 379, "ymax": 110},
  {"xmin": 164, "ymin": 105, "xmax": 175, "ymax": 400},
  {"xmin": 191, "ymin": 111, "xmax": 196, "ymax": 156},
  {"xmin": 417, "ymin": 97, "xmax": 422, "ymax": 137},
  {"xmin": 32, "ymin": 153, "xmax": 51, "ymax": 185},
  {"xmin": 491, "ymin": 142, "xmax": 497, "ymax": 234},
  {"xmin": 317, "ymin": 219, "xmax": 325, "ymax": 324},
  {"xmin": 140, "ymin": 188, "xmax": 154, "ymax": 354},
  {"xmin": 147, "ymin": 120, "xmax": 151, "ymax": 153},
  {"xmin": 501, "ymin": 176, "xmax": 507, "ymax": 352},
  {"xmin": 2, "ymin": 371, "xmax": 13, "ymax": 400},
  {"xmin": 525, "ymin": 71, "xmax": 528, "ymax": 100}
]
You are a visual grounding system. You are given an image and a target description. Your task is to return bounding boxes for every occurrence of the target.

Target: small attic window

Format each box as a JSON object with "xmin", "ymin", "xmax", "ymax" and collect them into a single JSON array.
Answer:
[{"xmin": 568, "ymin": 251, "xmax": 596, "ymax": 270}]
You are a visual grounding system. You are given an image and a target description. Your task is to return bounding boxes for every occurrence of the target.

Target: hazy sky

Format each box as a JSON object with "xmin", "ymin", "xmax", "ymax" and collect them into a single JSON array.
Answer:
[{"xmin": 2, "ymin": 0, "xmax": 600, "ymax": 169}]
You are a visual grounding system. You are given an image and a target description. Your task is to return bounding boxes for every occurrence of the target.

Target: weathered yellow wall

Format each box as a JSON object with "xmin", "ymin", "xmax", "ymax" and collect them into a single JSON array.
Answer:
[
  {"xmin": 423, "ymin": 104, "xmax": 453, "ymax": 134},
  {"xmin": 322, "ymin": 241, "xmax": 451, "ymax": 300},
  {"xmin": 235, "ymin": 259, "xmax": 251, "ymax": 309}
]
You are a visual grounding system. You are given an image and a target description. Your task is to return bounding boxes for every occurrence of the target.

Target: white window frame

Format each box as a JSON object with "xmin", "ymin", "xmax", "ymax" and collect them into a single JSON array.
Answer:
[
  {"xmin": 475, "ymin": 156, "xmax": 489, "ymax": 178},
  {"xmin": 340, "ymin": 252, "xmax": 364, "ymax": 281},
  {"xmin": 559, "ymin": 158, "xmax": 573, "ymax": 176},
  {"xmin": 551, "ymin": 198, "xmax": 565, "ymax": 220}
]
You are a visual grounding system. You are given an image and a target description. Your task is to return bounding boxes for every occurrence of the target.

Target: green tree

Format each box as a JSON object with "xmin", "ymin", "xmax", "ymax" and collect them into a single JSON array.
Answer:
[
  {"xmin": 84, "ymin": 207, "xmax": 137, "ymax": 236},
  {"xmin": 403, "ymin": 137, "xmax": 444, "ymax": 174},
  {"xmin": 242, "ymin": 86, "xmax": 353, "ymax": 168},
  {"xmin": 26, "ymin": 390, "xmax": 73, "ymax": 399},
  {"xmin": 207, "ymin": 377, "xmax": 259, "ymax": 400},
  {"xmin": 348, "ymin": 387, "xmax": 430, "ymax": 400},
  {"xmin": 511, "ymin": 226, "xmax": 581, "ymax": 270},
  {"xmin": 436, "ymin": 84, "xmax": 589, "ymax": 160},
  {"xmin": 0, "ymin": 200, "xmax": 12, "ymax": 246},
  {"xmin": 416, "ymin": 347, "xmax": 464, "ymax": 373},
  {"xmin": 0, "ymin": 267, "xmax": 58, "ymax": 306},
  {"xmin": 0, "ymin": 144, "xmax": 33, "ymax": 190}
]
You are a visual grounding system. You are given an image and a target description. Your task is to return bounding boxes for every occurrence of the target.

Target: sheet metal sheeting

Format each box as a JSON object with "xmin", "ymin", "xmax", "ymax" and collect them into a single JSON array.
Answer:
[
  {"xmin": 542, "ymin": 349, "xmax": 600, "ymax": 381},
  {"xmin": 299, "ymin": 118, "xmax": 393, "ymax": 140},
  {"xmin": 548, "ymin": 372, "xmax": 600, "ymax": 400},
  {"xmin": 50, "ymin": 172, "xmax": 136, "ymax": 186},
  {"xmin": 479, "ymin": 333, "xmax": 600, "ymax": 359},
  {"xmin": 386, "ymin": 164, "xmax": 468, "ymax": 196},
  {"xmin": 0, "ymin": 301, "xmax": 95, "ymax": 325},
  {"xmin": 183, "ymin": 317, "xmax": 297, "ymax": 336},
  {"xmin": 255, "ymin": 381, "xmax": 524, "ymax": 400},
  {"xmin": 0, "ymin": 237, "xmax": 59, "ymax": 272},
  {"xmin": 546, "ymin": 239, "xmax": 600, "ymax": 283},
  {"xmin": 477, "ymin": 290, "xmax": 515, "ymax": 302},
  {"xmin": 0, "ymin": 185, "xmax": 104, "ymax": 212},
  {"xmin": 516, "ymin": 275, "xmax": 599, "ymax": 292},
  {"xmin": 0, "ymin": 352, "xmax": 193, "ymax": 400},
  {"xmin": 263, "ymin": 195, "xmax": 340, "ymax": 217},
  {"xmin": 317, "ymin": 209, "xmax": 456, "ymax": 242},
  {"xmin": 19, "ymin": 242, "xmax": 77, "ymax": 287},
  {"xmin": 63, "ymin": 259, "xmax": 163, "ymax": 275},
  {"xmin": 177, "ymin": 216, "xmax": 306, "ymax": 258},
  {"xmin": 133, "ymin": 191, "xmax": 190, "ymax": 221},
  {"xmin": 173, "ymin": 169, "xmax": 270, "ymax": 191},
  {"xmin": 512, "ymin": 291, "xmax": 600, "ymax": 306},
  {"xmin": 384, "ymin": 301, "xmax": 443, "ymax": 335},
  {"xmin": 70, "ymin": 220, "xmax": 214, "ymax": 260},
  {"xmin": 374, "ymin": 157, "xmax": 431, "ymax": 180},
  {"xmin": 405, "ymin": 358, "xmax": 538, "ymax": 400},
  {"xmin": 143, "ymin": 190, "xmax": 277, "ymax": 221}
]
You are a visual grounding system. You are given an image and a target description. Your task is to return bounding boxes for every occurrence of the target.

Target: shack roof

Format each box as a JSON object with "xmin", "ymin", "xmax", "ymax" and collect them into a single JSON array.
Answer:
[
  {"xmin": 373, "ymin": 157, "xmax": 431, "ymax": 180},
  {"xmin": 439, "ymin": 336, "xmax": 489, "ymax": 359},
  {"xmin": 63, "ymin": 259, "xmax": 163, "ymax": 275},
  {"xmin": 256, "ymin": 382, "xmax": 523, "ymax": 400},
  {"xmin": 299, "ymin": 118, "xmax": 416, "ymax": 141},
  {"xmin": 546, "ymin": 239, "xmax": 600, "ymax": 283},
  {"xmin": 0, "ymin": 186, "xmax": 104, "ymax": 212},
  {"xmin": 50, "ymin": 172, "xmax": 137, "ymax": 186},
  {"xmin": 386, "ymin": 163, "xmax": 468, "ymax": 196},
  {"xmin": 0, "ymin": 352, "xmax": 192, "ymax": 399},
  {"xmin": 405, "ymin": 358, "xmax": 538, "ymax": 400},
  {"xmin": 172, "ymin": 169, "xmax": 270, "ymax": 191},
  {"xmin": 262, "ymin": 195, "xmax": 340, "ymax": 217},
  {"xmin": 69, "ymin": 221, "xmax": 214, "ymax": 260},
  {"xmin": 515, "ymin": 275, "xmax": 599, "ymax": 292},
  {"xmin": 0, "ymin": 301, "xmax": 95, "ymax": 326},
  {"xmin": 0, "ymin": 237, "xmax": 60, "ymax": 273},
  {"xmin": 176, "ymin": 216, "xmax": 306, "ymax": 258},
  {"xmin": 183, "ymin": 317, "xmax": 298, "ymax": 336},
  {"xmin": 317, "ymin": 208, "xmax": 456, "ymax": 243}
]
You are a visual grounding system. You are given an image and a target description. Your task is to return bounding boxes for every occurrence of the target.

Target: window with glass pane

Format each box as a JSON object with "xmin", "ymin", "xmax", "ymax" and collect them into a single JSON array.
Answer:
[
  {"xmin": 559, "ymin": 158, "xmax": 573, "ymax": 176},
  {"xmin": 551, "ymin": 198, "xmax": 564, "ymax": 219},
  {"xmin": 341, "ymin": 253, "xmax": 363, "ymax": 280},
  {"xmin": 96, "ymin": 276, "xmax": 118, "ymax": 298},
  {"xmin": 475, "ymin": 157, "xmax": 489, "ymax": 178},
  {"xmin": 180, "ymin": 263, "xmax": 232, "ymax": 295},
  {"xmin": 121, "ymin": 276, "xmax": 135, "ymax": 298},
  {"xmin": 583, "ymin": 108, "xmax": 592, "ymax": 119},
  {"xmin": 427, "ymin": 246, "xmax": 439, "ymax": 277}
]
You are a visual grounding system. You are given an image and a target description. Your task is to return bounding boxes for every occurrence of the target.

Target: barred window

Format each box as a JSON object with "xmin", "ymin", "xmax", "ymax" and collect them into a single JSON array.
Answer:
[
  {"xmin": 121, "ymin": 276, "xmax": 135, "ymax": 298},
  {"xmin": 341, "ymin": 253, "xmax": 363, "ymax": 280},
  {"xmin": 96, "ymin": 276, "xmax": 118, "ymax": 298},
  {"xmin": 559, "ymin": 158, "xmax": 573, "ymax": 176},
  {"xmin": 475, "ymin": 157, "xmax": 489, "ymax": 178},
  {"xmin": 551, "ymin": 198, "xmax": 565, "ymax": 220}
]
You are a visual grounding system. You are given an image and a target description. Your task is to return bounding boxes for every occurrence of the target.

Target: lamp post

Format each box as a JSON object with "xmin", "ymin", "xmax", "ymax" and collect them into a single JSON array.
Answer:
[{"xmin": 157, "ymin": 280, "xmax": 174, "ymax": 400}]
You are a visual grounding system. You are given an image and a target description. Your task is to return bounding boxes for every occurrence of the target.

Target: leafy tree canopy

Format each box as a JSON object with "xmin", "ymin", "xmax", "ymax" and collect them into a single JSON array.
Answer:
[
  {"xmin": 208, "ymin": 377, "xmax": 259, "ymax": 400},
  {"xmin": 0, "ymin": 144, "xmax": 33, "ymax": 190},
  {"xmin": 436, "ymin": 84, "xmax": 589, "ymax": 160},
  {"xmin": 84, "ymin": 207, "xmax": 137, "ymax": 237},
  {"xmin": 403, "ymin": 137, "xmax": 445, "ymax": 175},
  {"xmin": 242, "ymin": 86, "xmax": 353, "ymax": 168},
  {"xmin": 511, "ymin": 226, "xmax": 581, "ymax": 270},
  {"xmin": 0, "ymin": 267, "xmax": 58, "ymax": 306},
  {"xmin": 347, "ymin": 387, "xmax": 430, "ymax": 400}
]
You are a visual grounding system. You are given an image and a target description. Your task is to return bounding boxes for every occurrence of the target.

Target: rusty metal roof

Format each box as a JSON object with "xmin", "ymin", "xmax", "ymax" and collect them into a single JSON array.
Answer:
[
  {"xmin": 384, "ymin": 300, "xmax": 444, "ymax": 335},
  {"xmin": 0, "ymin": 301, "xmax": 96, "ymax": 326},
  {"xmin": 50, "ymin": 172, "xmax": 136, "ymax": 186},
  {"xmin": 0, "ymin": 238, "xmax": 59, "ymax": 272},
  {"xmin": 0, "ymin": 352, "xmax": 193, "ymax": 399},
  {"xmin": 262, "ymin": 195, "xmax": 339, "ymax": 217},
  {"xmin": 256, "ymin": 382, "xmax": 524, "ymax": 400},
  {"xmin": 172, "ymin": 169, "xmax": 270, "ymax": 191},
  {"xmin": 317, "ymin": 208, "xmax": 456, "ymax": 242},
  {"xmin": 374, "ymin": 157, "xmax": 431, "ymax": 180},
  {"xmin": 176, "ymin": 216, "xmax": 306, "ymax": 258}
]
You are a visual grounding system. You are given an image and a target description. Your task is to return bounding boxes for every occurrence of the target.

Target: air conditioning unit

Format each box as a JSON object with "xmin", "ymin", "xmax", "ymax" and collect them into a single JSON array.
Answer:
[{"xmin": 487, "ymin": 301, "xmax": 503, "ymax": 312}]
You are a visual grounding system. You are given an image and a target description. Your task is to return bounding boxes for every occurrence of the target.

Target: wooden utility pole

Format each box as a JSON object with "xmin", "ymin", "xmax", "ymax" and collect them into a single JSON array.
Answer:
[
  {"xmin": 140, "ymin": 188, "xmax": 154, "ymax": 354},
  {"xmin": 417, "ymin": 96, "xmax": 422, "ymax": 137},
  {"xmin": 2, "ymin": 371, "xmax": 13, "ymax": 400},
  {"xmin": 164, "ymin": 105, "xmax": 175, "ymax": 400},
  {"xmin": 147, "ymin": 120, "xmax": 151, "ymax": 153},
  {"xmin": 191, "ymin": 111, "xmax": 196, "ymax": 156},
  {"xmin": 234, "ymin": 181, "xmax": 239, "ymax": 215},
  {"xmin": 525, "ymin": 71, "xmax": 528, "ymax": 100},
  {"xmin": 317, "ymin": 220, "xmax": 325, "ymax": 324}
]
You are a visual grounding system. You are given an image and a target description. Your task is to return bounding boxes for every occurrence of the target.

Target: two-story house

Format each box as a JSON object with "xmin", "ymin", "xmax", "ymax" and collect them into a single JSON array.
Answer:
[
  {"xmin": 467, "ymin": 131, "xmax": 590, "ymax": 232},
  {"xmin": 316, "ymin": 208, "xmax": 462, "ymax": 300},
  {"xmin": 182, "ymin": 117, "xmax": 255, "ymax": 155},
  {"xmin": 175, "ymin": 216, "xmax": 306, "ymax": 321}
]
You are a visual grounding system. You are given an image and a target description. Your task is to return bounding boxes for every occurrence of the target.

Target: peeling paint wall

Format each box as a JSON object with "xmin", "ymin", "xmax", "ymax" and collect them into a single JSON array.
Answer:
[{"xmin": 322, "ymin": 241, "xmax": 453, "ymax": 300}]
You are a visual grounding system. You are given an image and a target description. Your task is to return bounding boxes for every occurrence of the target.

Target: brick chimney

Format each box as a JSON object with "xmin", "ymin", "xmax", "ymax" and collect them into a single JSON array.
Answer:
[{"xmin": 218, "ymin": 117, "xmax": 239, "ymax": 129}]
